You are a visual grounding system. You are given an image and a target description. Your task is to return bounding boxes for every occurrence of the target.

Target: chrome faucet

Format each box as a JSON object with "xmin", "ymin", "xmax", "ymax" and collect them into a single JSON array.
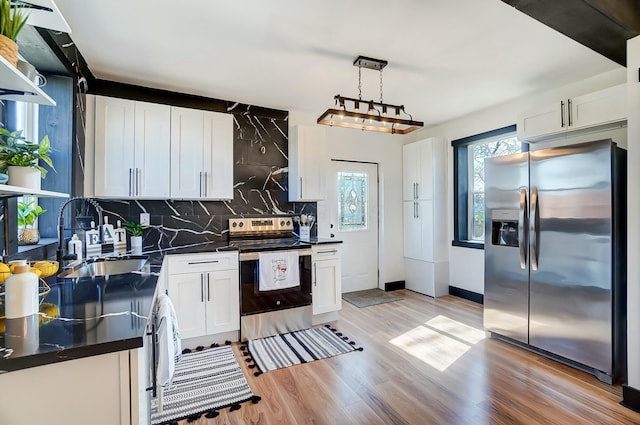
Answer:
[{"xmin": 56, "ymin": 197, "xmax": 104, "ymax": 265}]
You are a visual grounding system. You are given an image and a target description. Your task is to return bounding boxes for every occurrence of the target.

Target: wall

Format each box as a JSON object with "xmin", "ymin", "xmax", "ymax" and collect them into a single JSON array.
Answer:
[
  {"xmin": 406, "ymin": 67, "xmax": 627, "ymax": 295},
  {"xmin": 289, "ymin": 111, "xmax": 405, "ymax": 287},
  {"xmin": 625, "ymin": 35, "xmax": 640, "ymax": 401}
]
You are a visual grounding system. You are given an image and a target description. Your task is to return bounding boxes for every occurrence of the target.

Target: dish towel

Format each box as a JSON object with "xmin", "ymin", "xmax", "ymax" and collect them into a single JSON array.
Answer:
[
  {"xmin": 258, "ymin": 250, "xmax": 300, "ymax": 291},
  {"xmin": 156, "ymin": 294, "xmax": 182, "ymax": 387}
]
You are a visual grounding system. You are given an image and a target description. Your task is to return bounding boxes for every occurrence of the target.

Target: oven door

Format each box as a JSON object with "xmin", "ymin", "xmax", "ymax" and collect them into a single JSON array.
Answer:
[{"xmin": 240, "ymin": 249, "xmax": 312, "ymax": 316}]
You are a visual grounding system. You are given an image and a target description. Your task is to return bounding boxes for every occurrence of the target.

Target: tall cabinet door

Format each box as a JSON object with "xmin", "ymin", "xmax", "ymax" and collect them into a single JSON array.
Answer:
[
  {"xmin": 171, "ymin": 107, "xmax": 206, "ymax": 198},
  {"xmin": 94, "ymin": 96, "xmax": 135, "ymax": 197},
  {"xmin": 134, "ymin": 101, "xmax": 171, "ymax": 198},
  {"xmin": 483, "ymin": 152, "xmax": 530, "ymax": 344},
  {"xmin": 205, "ymin": 269, "xmax": 240, "ymax": 335},
  {"xmin": 529, "ymin": 141, "xmax": 613, "ymax": 373},
  {"xmin": 203, "ymin": 111, "xmax": 234, "ymax": 200},
  {"xmin": 402, "ymin": 143, "xmax": 419, "ymax": 201}
]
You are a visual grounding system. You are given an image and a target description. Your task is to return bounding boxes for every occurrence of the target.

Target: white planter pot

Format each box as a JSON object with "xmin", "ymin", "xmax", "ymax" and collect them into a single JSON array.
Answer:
[
  {"xmin": 130, "ymin": 235, "xmax": 143, "ymax": 255},
  {"xmin": 7, "ymin": 166, "xmax": 41, "ymax": 190}
]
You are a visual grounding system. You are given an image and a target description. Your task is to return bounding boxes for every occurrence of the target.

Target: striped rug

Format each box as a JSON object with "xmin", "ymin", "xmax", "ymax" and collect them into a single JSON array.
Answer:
[
  {"xmin": 243, "ymin": 325, "xmax": 362, "ymax": 374},
  {"xmin": 151, "ymin": 345, "xmax": 259, "ymax": 425}
]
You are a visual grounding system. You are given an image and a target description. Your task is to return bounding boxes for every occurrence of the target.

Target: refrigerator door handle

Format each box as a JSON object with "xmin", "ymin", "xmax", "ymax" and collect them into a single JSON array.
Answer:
[
  {"xmin": 530, "ymin": 187, "xmax": 539, "ymax": 271},
  {"xmin": 518, "ymin": 188, "xmax": 528, "ymax": 269}
]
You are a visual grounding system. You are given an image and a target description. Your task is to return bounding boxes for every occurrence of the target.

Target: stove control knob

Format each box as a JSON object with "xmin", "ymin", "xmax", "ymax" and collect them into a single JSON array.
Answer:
[
  {"xmin": 239, "ymin": 222, "xmax": 244, "ymax": 228},
  {"xmin": 280, "ymin": 220, "xmax": 286, "ymax": 226},
  {"xmin": 286, "ymin": 220, "xmax": 291, "ymax": 226},
  {"xmin": 232, "ymin": 222, "xmax": 237, "ymax": 228}
]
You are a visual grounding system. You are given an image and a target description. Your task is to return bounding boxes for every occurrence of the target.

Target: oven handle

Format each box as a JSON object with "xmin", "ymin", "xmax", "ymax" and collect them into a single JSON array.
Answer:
[{"xmin": 239, "ymin": 249, "xmax": 313, "ymax": 261}]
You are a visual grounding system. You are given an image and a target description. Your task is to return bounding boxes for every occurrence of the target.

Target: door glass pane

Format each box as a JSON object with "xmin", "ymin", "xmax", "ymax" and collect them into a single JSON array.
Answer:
[{"xmin": 338, "ymin": 172, "xmax": 368, "ymax": 232}]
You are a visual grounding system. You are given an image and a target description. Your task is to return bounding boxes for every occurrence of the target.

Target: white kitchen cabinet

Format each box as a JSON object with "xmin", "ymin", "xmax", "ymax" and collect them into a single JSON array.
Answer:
[
  {"xmin": 518, "ymin": 84, "xmax": 626, "ymax": 142},
  {"xmin": 289, "ymin": 124, "xmax": 327, "ymax": 201},
  {"xmin": 312, "ymin": 244, "xmax": 342, "ymax": 315},
  {"xmin": 0, "ymin": 349, "xmax": 143, "ymax": 425},
  {"xmin": 93, "ymin": 96, "xmax": 171, "ymax": 198},
  {"xmin": 170, "ymin": 107, "xmax": 234, "ymax": 200},
  {"xmin": 402, "ymin": 138, "xmax": 448, "ymax": 297},
  {"xmin": 166, "ymin": 252, "xmax": 239, "ymax": 340},
  {"xmin": 402, "ymin": 141, "xmax": 433, "ymax": 201}
]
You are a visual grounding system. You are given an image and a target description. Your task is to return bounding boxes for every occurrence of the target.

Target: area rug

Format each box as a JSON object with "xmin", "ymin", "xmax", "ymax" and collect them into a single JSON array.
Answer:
[
  {"xmin": 242, "ymin": 325, "xmax": 363, "ymax": 375},
  {"xmin": 150, "ymin": 345, "xmax": 260, "ymax": 425},
  {"xmin": 342, "ymin": 288, "xmax": 403, "ymax": 308}
]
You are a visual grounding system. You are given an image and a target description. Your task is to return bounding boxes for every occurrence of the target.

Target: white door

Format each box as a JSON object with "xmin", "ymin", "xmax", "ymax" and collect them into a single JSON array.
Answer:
[
  {"xmin": 320, "ymin": 160, "xmax": 379, "ymax": 293},
  {"xmin": 134, "ymin": 101, "xmax": 171, "ymax": 198},
  {"xmin": 170, "ymin": 106, "xmax": 205, "ymax": 198}
]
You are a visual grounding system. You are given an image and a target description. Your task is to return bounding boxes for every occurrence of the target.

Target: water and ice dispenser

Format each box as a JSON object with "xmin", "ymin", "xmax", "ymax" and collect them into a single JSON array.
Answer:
[{"xmin": 490, "ymin": 209, "xmax": 519, "ymax": 247}]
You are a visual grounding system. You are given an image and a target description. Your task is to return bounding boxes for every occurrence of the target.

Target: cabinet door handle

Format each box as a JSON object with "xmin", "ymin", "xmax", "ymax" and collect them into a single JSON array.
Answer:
[
  {"xmin": 568, "ymin": 98, "xmax": 572, "ymax": 127},
  {"xmin": 413, "ymin": 182, "xmax": 417, "ymax": 199},
  {"xmin": 207, "ymin": 274, "xmax": 210, "ymax": 302},
  {"xmin": 560, "ymin": 100, "xmax": 565, "ymax": 128},
  {"xmin": 317, "ymin": 250, "xmax": 337, "ymax": 254},
  {"xmin": 314, "ymin": 263, "xmax": 317, "ymax": 286},
  {"xmin": 188, "ymin": 260, "xmax": 219, "ymax": 265},
  {"xmin": 300, "ymin": 177, "xmax": 303, "ymax": 199},
  {"xmin": 133, "ymin": 168, "xmax": 140, "ymax": 196},
  {"xmin": 416, "ymin": 202, "xmax": 419, "ymax": 219},
  {"xmin": 416, "ymin": 182, "xmax": 419, "ymax": 199},
  {"xmin": 129, "ymin": 168, "xmax": 133, "ymax": 197},
  {"xmin": 200, "ymin": 274, "xmax": 204, "ymax": 302},
  {"xmin": 204, "ymin": 171, "xmax": 208, "ymax": 197}
]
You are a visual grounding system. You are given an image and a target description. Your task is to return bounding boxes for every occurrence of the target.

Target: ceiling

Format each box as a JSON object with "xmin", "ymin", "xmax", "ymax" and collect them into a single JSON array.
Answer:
[{"xmin": 53, "ymin": 0, "xmax": 621, "ymax": 127}]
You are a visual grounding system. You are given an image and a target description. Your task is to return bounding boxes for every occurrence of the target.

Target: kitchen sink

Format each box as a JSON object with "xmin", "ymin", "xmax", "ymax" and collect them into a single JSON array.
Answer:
[{"xmin": 57, "ymin": 256, "xmax": 149, "ymax": 279}]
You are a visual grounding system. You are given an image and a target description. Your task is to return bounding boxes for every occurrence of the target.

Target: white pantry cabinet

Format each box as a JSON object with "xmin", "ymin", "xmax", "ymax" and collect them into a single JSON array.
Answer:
[
  {"xmin": 166, "ymin": 252, "xmax": 239, "ymax": 339},
  {"xmin": 402, "ymin": 138, "xmax": 448, "ymax": 297},
  {"xmin": 289, "ymin": 124, "xmax": 327, "ymax": 201},
  {"xmin": 518, "ymin": 84, "xmax": 626, "ymax": 142},
  {"xmin": 312, "ymin": 244, "xmax": 342, "ymax": 315},
  {"xmin": 93, "ymin": 96, "xmax": 171, "ymax": 198},
  {"xmin": 170, "ymin": 107, "xmax": 234, "ymax": 200}
]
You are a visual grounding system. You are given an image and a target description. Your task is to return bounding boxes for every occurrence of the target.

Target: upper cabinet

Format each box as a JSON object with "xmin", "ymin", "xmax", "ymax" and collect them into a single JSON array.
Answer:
[
  {"xmin": 402, "ymin": 141, "xmax": 433, "ymax": 202},
  {"xmin": 86, "ymin": 95, "xmax": 234, "ymax": 200},
  {"xmin": 518, "ymin": 84, "xmax": 626, "ymax": 142},
  {"xmin": 170, "ymin": 107, "xmax": 234, "ymax": 200},
  {"xmin": 289, "ymin": 125, "xmax": 327, "ymax": 201},
  {"xmin": 92, "ymin": 96, "xmax": 171, "ymax": 198}
]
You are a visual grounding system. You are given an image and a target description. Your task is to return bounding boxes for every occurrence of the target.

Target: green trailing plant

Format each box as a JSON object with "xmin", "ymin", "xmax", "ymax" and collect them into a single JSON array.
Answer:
[
  {"xmin": 124, "ymin": 221, "xmax": 143, "ymax": 237},
  {"xmin": 0, "ymin": 0, "xmax": 29, "ymax": 41},
  {"xmin": 0, "ymin": 128, "xmax": 55, "ymax": 177},
  {"xmin": 17, "ymin": 200, "xmax": 45, "ymax": 228}
]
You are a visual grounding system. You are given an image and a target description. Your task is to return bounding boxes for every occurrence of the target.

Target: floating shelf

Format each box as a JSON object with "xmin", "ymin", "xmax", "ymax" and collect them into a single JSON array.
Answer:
[
  {"xmin": 0, "ymin": 54, "xmax": 56, "ymax": 106},
  {"xmin": 0, "ymin": 184, "xmax": 69, "ymax": 198}
]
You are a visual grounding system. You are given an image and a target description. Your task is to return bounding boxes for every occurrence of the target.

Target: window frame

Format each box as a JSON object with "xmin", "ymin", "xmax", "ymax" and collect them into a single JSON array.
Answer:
[{"xmin": 451, "ymin": 124, "xmax": 527, "ymax": 249}]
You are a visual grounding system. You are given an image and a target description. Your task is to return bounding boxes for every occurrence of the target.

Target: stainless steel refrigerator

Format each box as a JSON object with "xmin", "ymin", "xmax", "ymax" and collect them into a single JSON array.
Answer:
[{"xmin": 484, "ymin": 139, "xmax": 626, "ymax": 384}]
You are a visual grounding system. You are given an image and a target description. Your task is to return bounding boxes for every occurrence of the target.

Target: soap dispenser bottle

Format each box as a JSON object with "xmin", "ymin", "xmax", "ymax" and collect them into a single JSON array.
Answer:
[{"xmin": 68, "ymin": 233, "xmax": 83, "ymax": 261}]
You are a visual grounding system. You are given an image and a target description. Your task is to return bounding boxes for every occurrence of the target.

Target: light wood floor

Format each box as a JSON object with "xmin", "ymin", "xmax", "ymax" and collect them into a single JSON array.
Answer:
[{"xmin": 188, "ymin": 290, "xmax": 640, "ymax": 425}]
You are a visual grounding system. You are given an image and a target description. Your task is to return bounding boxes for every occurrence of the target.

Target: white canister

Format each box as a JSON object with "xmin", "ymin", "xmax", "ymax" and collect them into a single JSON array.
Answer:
[
  {"xmin": 5, "ymin": 264, "xmax": 39, "ymax": 318},
  {"xmin": 68, "ymin": 233, "xmax": 83, "ymax": 261}
]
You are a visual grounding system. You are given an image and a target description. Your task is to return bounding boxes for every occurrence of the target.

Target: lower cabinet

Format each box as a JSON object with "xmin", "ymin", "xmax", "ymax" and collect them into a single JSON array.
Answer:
[
  {"xmin": 0, "ymin": 350, "xmax": 144, "ymax": 425},
  {"xmin": 312, "ymin": 244, "xmax": 342, "ymax": 315},
  {"xmin": 166, "ymin": 252, "xmax": 239, "ymax": 340}
]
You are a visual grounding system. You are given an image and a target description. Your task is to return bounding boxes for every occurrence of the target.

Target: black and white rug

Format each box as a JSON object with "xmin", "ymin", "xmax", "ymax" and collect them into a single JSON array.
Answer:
[
  {"xmin": 151, "ymin": 345, "xmax": 260, "ymax": 425},
  {"xmin": 242, "ymin": 325, "xmax": 363, "ymax": 375}
]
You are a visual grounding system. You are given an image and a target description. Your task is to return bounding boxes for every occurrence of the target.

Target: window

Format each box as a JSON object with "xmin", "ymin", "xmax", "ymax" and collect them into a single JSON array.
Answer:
[
  {"xmin": 337, "ymin": 171, "xmax": 368, "ymax": 232},
  {"xmin": 452, "ymin": 125, "xmax": 526, "ymax": 249}
]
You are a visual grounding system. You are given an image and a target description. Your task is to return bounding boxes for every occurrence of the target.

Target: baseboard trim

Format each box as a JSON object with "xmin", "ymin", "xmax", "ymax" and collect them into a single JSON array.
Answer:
[
  {"xmin": 622, "ymin": 385, "xmax": 640, "ymax": 413},
  {"xmin": 449, "ymin": 286, "xmax": 483, "ymax": 304},
  {"xmin": 385, "ymin": 280, "xmax": 405, "ymax": 291}
]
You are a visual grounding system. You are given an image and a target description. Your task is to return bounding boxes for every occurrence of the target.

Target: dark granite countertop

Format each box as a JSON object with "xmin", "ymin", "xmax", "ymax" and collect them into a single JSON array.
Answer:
[{"xmin": 0, "ymin": 241, "xmax": 237, "ymax": 373}]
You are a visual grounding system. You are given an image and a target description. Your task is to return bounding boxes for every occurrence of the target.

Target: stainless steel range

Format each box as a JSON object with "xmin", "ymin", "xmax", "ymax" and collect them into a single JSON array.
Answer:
[{"xmin": 228, "ymin": 215, "xmax": 312, "ymax": 340}]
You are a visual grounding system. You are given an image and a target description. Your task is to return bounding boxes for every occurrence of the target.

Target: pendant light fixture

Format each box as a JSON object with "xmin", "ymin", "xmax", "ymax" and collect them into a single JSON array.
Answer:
[{"xmin": 317, "ymin": 56, "xmax": 423, "ymax": 135}]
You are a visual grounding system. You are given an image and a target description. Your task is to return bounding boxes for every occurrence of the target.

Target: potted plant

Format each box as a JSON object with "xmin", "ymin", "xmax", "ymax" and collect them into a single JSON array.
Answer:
[
  {"xmin": 0, "ymin": 0, "xmax": 29, "ymax": 66},
  {"xmin": 124, "ymin": 221, "xmax": 143, "ymax": 254},
  {"xmin": 0, "ymin": 128, "xmax": 55, "ymax": 190},
  {"xmin": 17, "ymin": 200, "xmax": 45, "ymax": 245}
]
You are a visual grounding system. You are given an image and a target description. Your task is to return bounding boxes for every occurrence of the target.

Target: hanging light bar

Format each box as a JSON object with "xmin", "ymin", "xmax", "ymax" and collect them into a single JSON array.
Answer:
[{"xmin": 317, "ymin": 56, "xmax": 423, "ymax": 135}]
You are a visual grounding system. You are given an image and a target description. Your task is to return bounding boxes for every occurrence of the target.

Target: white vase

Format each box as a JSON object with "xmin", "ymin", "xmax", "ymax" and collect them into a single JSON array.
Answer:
[
  {"xmin": 130, "ymin": 235, "xmax": 143, "ymax": 255},
  {"xmin": 7, "ymin": 166, "xmax": 41, "ymax": 190}
]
